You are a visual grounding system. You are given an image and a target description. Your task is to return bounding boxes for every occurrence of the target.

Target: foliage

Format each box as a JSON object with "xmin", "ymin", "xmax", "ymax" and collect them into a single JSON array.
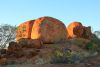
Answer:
[
  {"xmin": 94, "ymin": 30, "xmax": 100, "ymax": 39},
  {"xmin": 50, "ymin": 47, "xmax": 83, "ymax": 64},
  {"xmin": 86, "ymin": 33, "xmax": 100, "ymax": 54},
  {"xmin": 0, "ymin": 24, "xmax": 16, "ymax": 49},
  {"xmin": 35, "ymin": 58, "xmax": 48, "ymax": 64},
  {"xmin": 86, "ymin": 42, "xmax": 98, "ymax": 51}
]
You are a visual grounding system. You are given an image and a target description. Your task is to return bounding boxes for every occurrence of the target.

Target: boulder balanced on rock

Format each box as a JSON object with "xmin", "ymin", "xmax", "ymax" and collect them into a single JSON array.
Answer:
[
  {"xmin": 67, "ymin": 22, "xmax": 83, "ymax": 39},
  {"xmin": 31, "ymin": 16, "xmax": 67, "ymax": 43},
  {"xmin": 67, "ymin": 22, "xmax": 92, "ymax": 39}
]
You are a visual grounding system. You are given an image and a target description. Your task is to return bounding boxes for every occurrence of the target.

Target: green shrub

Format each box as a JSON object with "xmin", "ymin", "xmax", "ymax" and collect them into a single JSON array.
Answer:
[
  {"xmin": 86, "ymin": 42, "xmax": 97, "ymax": 51},
  {"xmin": 86, "ymin": 34, "xmax": 100, "ymax": 53},
  {"xmin": 50, "ymin": 47, "xmax": 83, "ymax": 64}
]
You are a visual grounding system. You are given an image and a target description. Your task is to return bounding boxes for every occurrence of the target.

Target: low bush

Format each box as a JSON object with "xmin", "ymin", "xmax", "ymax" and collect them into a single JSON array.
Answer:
[
  {"xmin": 50, "ymin": 47, "xmax": 83, "ymax": 64},
  {"xmin": 86, "ymin": 34, "xmax": 100, "ymax": 54}
]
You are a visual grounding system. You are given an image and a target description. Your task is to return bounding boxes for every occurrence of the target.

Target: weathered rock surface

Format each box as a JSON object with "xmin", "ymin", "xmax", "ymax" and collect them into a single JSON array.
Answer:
[
  {"xmin": 67, "ymin": 22, "xmax": 92, "ymax": 39},
  {"xmin": 16, "ymin": 20, "xmax": 34, "ymax": 41},
  {"xmin": 0, "ymin": 41, "xmax": 40, "ymax": 65},
  {"xmin": 7, "ymin": 42, "xmax": 24, "ymax": 58},
  {"xmin": 17, "ymin": 38, "xmax": 42, "ymax": 49},
  {"xmin": 82, "ymin": 26, "xmax": 92, "ymax": 39},
  {"xmin": 31, "ymin": 16, "xmax": 67, "ymax": 43},
  {"xmin": 16, "ymin": 16, "xmax": 67, "ymax": 43}
]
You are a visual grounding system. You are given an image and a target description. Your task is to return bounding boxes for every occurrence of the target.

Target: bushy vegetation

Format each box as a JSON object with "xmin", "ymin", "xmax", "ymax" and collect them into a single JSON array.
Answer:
[
  {"xmin": 49, "ymin": 46, "xmax": 84, "ymax": 64},
  {"xmin": 0, "ymin": 24, "xmax": 16, "ymax": 49},
  {"xmin": 86, "ymin": 33, "xmax": 100, "ymax": 54},
  {"xmin": 50, "ymin": 49, "xmax": 72, "ymax": 64},
  {"xmin": 70, "ymin": 31, "xmax": 100, "ymax": 54}
]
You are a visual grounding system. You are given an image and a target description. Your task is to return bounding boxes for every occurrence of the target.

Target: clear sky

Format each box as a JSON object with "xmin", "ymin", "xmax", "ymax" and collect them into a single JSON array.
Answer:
[{"xmin": 0, "ymin": 0, "xmax": 100, "ymax": 32}]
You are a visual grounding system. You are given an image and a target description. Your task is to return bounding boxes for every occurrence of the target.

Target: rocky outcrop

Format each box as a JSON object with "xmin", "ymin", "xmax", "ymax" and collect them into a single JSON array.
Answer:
[
  {"xmin": 82, "ymin": 26, "xmax": 92, "ymax": 39},
  {"xmin": 0, "ymin": 40, "xmax": 40, "ymax": 65},
  {"xmin": 16, "ymin": 20, "xmax": 34, "ymax": 41},
  {"xmin": 31, "ymin": 16, "xmax": 67, "ymax": 43},
  {"xmin": 16, "ymin": 16, "xmax": 67, "ymax": 43},
  {"xmin": 67, "ymin": 22, "xmax": 83, "ymax": 39},
  {"xmin": 7, "ymin": 42, "xmax": 23, "ymax": 58},
  {"xmin": 17, "ymin": 38, "xmax": 42, "ymax": 49},
  {"xmin": 67, "ymin": 22, "xmax": 92, "ymax": 39},
  {"xmin": 1, "ymin": 16, "xmax": 96, "ymax": 66}
]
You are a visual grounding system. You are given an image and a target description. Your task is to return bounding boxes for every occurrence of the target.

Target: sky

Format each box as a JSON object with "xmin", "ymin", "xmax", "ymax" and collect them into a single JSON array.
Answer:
[{"xmin": 0, "ymin": 0, "xmax": 100, "ymax": 32}]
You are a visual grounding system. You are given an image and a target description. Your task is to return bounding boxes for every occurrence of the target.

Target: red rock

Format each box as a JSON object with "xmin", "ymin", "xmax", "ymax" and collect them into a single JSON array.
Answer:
[
  {"xmin": 7, "ymin": 42, "xmax": 23, "ymax": 58},
  {"xmin": 8, "ymin": 42, "xmax": 20, "ymax": 52},
  {"xmin": 67, "ymin": 22, "xmax": 83, "ymax": 39},
  {"xmin": 82, "ymin": 26, "xmax": 92, "ymax": 39},
  {"xmin": 22, "ymin": 48, "xmax": 38, "ymax": 58},
  {"xmin": 73, "ymin": 26, "xmax": 84, "ymax": 38},
  {"xmin": 18, "ymin": 38, "xmax": 42, "ymax": 49},
  {"xmin": 0, "ymin": 49, "xmax": 7, "ymax": 55},
  {"xmin": 31, "ymin": 16, "xmax": 67, "ymax": 43},
  {"xmin": 0, "ymin": 49, "xmax": 7, "ymax": 58},
  {"xmin": 16, "ymin": 20, "xmax": 34, "ymax": 41},
  {"xmin": 0, "ymin": 58, "xmax": 7, "ymax": 65},
  {"xmin": 67, "ymin": 22, "xmax": 92, "ymax": 39}
]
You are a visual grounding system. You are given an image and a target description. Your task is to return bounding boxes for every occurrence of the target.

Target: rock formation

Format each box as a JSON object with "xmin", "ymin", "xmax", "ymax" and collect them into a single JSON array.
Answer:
[
  {"xmin": 16, "ymin": 16, "xmax": 67, "ymax": 43},
  {"xmin": 0, "ymin": 16, "xmax": 96, "ymax": 66},
  {"xmin": 16, "ymin": 20, "xmax": 34, "ymax": 41},
  {"xmin": 67, "ymin": 22, "xmax": 92, "ymax": 39},
  {"xmin": 17, "ymin": 38, "xmax": 42, "ymax": 49},
  {"xmin": 31, "ymin": 16, "xmax": 67, "ymax": 43},
  {"xmin": 82, "ymin": 26, "xmax": 92, "ymax": 39},
  {"xmin": 67, "ymin": 22, "xmax": 83, "ymax": 39}
]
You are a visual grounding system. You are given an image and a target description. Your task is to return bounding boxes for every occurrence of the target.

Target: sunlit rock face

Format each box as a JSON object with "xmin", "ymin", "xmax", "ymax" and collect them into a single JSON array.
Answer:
[
  {"xmin": 67, "ymin": 22, "xmax": 92, "ymax": 39},
  {"xmin": 67, "ymin": 22, "xmax": 83, "ymax": 39},
  {"xmin": 31, "ymin": 16, "xmax": 67, "ymax": 43},
  {"xmin": 16, "ymin": 20, "xmax": 34, "ymax": 41},
  {"xmin": 16, "ymin": 16, "xmax": 67, "ymax": 43}
]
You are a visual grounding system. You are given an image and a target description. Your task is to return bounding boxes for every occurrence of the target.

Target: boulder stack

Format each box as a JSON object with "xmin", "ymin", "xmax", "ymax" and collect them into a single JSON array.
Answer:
[
  {"xmin": 67, "ymin": 22, "xmax": 92, "ymax": 39},
  {"xmin": 16, "ymin": 16, "xmax": 67, "ymax": 43},
  {"xmin": 31, "ymin": 16, "xmax": 67, "ymax": 43}
]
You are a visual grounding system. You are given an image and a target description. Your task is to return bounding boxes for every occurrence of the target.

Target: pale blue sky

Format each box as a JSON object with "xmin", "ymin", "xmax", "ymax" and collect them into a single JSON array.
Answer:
[{"xmin": 0, "ymin": 0, "xmax": 100, "ymax": 31}]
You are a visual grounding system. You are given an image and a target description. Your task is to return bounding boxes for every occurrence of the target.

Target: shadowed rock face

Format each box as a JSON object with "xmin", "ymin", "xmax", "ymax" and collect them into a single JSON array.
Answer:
[
  {"xmin": 67, "ymin": 22, "xmax": 92, "ymax": 39},
  {"xmin": 31, "ymin": 16, "xmax": 67, "ymax": 43},
  {"xmin": 17, "ymin": 38, "xmax": 42, "ymax": 49},
  {"xmin": 16, "ymin": 20, "xmax": 34, "ymax": 41},
  {"xmin": 82, "ymin": 26, "xmax": 92, "ymax": 39}
]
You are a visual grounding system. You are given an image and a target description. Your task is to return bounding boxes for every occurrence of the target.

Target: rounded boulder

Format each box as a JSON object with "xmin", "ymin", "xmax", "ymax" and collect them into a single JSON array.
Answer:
[
  {"xmin": 31, "ymin": 16, "xmax": 67, "ymax": 43},
  {"xmin": 67, "ymin": 22, "xmax": 84, "ymax": 39}
]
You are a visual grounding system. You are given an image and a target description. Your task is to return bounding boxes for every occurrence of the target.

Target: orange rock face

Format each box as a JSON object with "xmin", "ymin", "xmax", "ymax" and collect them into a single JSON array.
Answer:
[
  {"xmin": 16, "ymin": 20, "xmax": 34, "ymax": 40},
  {"xmin": 31, "ymin": 16, "xmax": 67, "ymax": 43},
  {"xmin": 67, "ymin": 22, "xmax": 83, "ymax": 38},
  {"xmin": 67, "ymin": 22, "xmax": 92, "ymax": 39}
]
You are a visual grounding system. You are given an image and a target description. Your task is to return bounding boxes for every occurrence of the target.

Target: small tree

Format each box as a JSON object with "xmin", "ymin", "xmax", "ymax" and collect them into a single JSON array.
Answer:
[
  {"xmin": 94, "ymin": 31, "xmax": 100, "ymax": 39},
  {"xmin": 0, "ymin": 24, "xmax": 16, "ymax": 49}
]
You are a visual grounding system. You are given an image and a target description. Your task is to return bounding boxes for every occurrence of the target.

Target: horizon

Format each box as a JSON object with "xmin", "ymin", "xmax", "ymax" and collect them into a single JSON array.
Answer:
[{"xmin": 0, "ymin": 0, "xmax": 100, "ymax": 32}]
